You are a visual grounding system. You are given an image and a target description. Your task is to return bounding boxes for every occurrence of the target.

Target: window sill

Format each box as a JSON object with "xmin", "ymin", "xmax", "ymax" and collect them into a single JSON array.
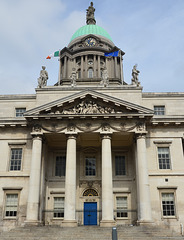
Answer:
[
  {"xmin": 3, "ymin": 217, "xmax": 17, "ymax": 220},
  {"xmin": 161, "ymin": 216, "xmax": 177, "ymax": 220}
]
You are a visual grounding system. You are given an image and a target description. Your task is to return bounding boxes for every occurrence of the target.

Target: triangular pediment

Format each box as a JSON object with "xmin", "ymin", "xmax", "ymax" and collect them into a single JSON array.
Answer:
[{"xmin": 24, "ymin": 90, "xmax": 154, "ymax": 119}]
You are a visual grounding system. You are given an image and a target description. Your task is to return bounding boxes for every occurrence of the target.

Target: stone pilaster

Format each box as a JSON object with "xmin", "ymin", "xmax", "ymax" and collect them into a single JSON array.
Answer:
[
  {"xmin": 136, "ymin": 134, "xmax": 152, "ymax": 224},
  {"xmin": 25, "ymin": 130, "xmax": 43, "ymax": 224},
  {"xmin": 100, "ymin": 134, "xmax": 115, "ymax": 227},
  {"xmin": 63, "ymin": 133, "xmax": 78, "ymax": 227}
]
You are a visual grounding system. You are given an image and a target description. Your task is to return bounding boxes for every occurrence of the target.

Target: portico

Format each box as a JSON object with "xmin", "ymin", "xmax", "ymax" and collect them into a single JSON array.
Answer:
[{"xmin": 24, "ymin": 89, "xmax": 153, "ymax": 227}]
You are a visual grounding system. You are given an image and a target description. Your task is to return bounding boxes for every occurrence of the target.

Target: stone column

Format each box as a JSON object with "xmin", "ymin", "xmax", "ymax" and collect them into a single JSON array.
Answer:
[
  {"xmin": 26, "ymin": 130, "xmax": 43, "ymax": 224},
  {"xmin": 98, "ymin": 55, "xmax": 101, "ymax": 78},
  {"xmin": 114, "ymin": 57, "xmax": 118, "ymax": 78},
  {"xmin": 100, "ymin": 134, "xmax": 115, "ymax": 227},
  {"xmin": 63, "ymin": 134, "xmax": 77, "ymax": 227},
  {"xmin": 93, "ymin": 55, "xmax": 96, "ymax": 78},
  {"xmin": 81, "ymin": 56, "xmax": 84, "ymax": 78},
  {"xmin": 136, "ymin": 134, "xmax": 152, "ymax": 224},
  {"xmin": 64, "ymin": 56, "xmax": 67, "ymax": 78},
  {"xmin": 85, "ymin": 55, "xmax": 88, "ymax": 78}
]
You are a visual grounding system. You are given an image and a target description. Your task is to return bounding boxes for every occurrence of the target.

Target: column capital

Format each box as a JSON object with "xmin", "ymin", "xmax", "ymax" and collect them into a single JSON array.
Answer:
[
  {"xmin": 100, "ymin": 133, "xmax": 112, "ymax": 140},
  {"xmin": 135, "ymin": 133, "xmax": 147, "ymax": 140},
  {"xmin": 65, "ymin": 132, "xmax": 78, "ymax": 140},
  {"xmin": 31, "ymin": 125, "xmax": 43, "ymax": 139}
]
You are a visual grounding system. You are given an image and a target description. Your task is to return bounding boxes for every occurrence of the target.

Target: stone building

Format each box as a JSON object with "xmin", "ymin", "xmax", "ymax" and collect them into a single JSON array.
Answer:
[{"xmin": 0, "ymin": 2, "xmax": 184, "ymax": 232}]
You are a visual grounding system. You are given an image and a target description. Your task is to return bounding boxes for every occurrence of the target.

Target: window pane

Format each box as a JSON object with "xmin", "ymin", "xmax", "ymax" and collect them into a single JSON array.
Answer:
[
  {"xmin": 16, "ymin": 108, "xmax": 26, "ymax": 117},
  {"xmin": 154, "ymin": 106, "xmax": 165, "ymax": 115},
  {"xmin": 54, "ymin": 197, "xmax": 64, "ymax": 218},
  {"xmin": 158, "ymin": 147, "xmax": 171, "ymax": 169},
  {"xmin": 10, "ymin": 148, "xmax": 22, "ymax": 171},
  {"xmin": 5, "ymin": 194, "xmax": 18, "ymax": 217},
  {"xmin": 115, "ymin": 156, "xmax": 126, "ymax": 175},
  {"xmin": 55, "ymin": 156, "xmax": 66, "ymax": 176},
  {"xmin": 88, "ymin": 68, "xmax": 93, "ymax": 78},
  {"xmin": 116, "ymin": 197, "xmax": 128, "ymax": 218},
  {"xmin": 162, "ymin": 193, "xmax": 175, "ymax": 216},
  {"xmin": 85, "ymin": 157, "xmax": 96, "ymax": 176}
]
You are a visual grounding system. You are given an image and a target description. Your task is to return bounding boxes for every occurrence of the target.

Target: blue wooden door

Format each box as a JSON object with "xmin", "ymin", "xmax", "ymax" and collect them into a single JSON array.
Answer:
[{"xmin": 84, "ymin": 202, "xmax": 97, "ymax": 225}]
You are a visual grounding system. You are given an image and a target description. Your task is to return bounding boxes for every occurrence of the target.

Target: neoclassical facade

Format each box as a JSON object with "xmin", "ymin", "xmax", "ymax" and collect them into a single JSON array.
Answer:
[{"xmin": 0, "ymin": 2, "xmax": 184, "ymax": 232}]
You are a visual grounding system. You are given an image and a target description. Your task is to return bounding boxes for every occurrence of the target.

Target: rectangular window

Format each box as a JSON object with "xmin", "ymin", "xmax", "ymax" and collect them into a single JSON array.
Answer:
[
  {"xmin": 53, "ymin": 197, "xmax": 64, "ymax": 218},
  {"xmin": 85, "ymin": 156, "xmax": 96, "ymax": 176},
  {"xmin": 116, "ymin": 197, "xmax": 128, "ymax": 218},
  {"xmin": 15, "ymin": 108, "xmax": 26, "ymax": 117},
  {"xmin": 10, "ymin": 148, "xmax": 22, "ymax": 171},
  {"xmin": 5, "ymin": 194, "xmax": 18, "ymax": 217},
  {"xmin": 115, "ymin": 156, "xmax": 126, "ymax": 175},
  {"xmin": 158, "ymin": 147, "xmax": 171, "ymax": 169},
  {"xmin": 162, "ymin": 193, "xmax": 175, "ymax": 216},
  {"xmin": 154, "ymin": 106, "xmax": 165, "ymax": 115},
  {"xmin": 55, "ymin": 156, "xmax": 66, "ymax": 177}
]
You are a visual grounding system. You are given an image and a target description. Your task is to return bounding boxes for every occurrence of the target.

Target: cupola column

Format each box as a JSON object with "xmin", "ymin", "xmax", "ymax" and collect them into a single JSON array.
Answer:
[
  {"xmin": 85, "ymin": 55, "xmax": 88, "ymax": 78},
  {"xmin": 81, "ymin": 56, "xmax": 84, "ymax": 78},
  {"xmin": 100, "ymin": 134, "xmax": 115, "ymax": 227},
  {"xmin": 93, "ymin": 55, "xmax": 96, "ymax": 78},
  {"xmin": 64, "ymin": 56, "xmax": 67, "ymax": 79},
  {"xmin": 136, "ymin": 134, "xmax": 152, "ymax": 224},
  {"xmin": 114, "ymin": 57, "xmax": 118, "ymax": 78},
  {"xmin": 63, "ymin": 133, "xmax": 78, "ymax": 227},
  {"xmin": 98, "ymin": 55, "xmax": 101, "ymax": 78}
]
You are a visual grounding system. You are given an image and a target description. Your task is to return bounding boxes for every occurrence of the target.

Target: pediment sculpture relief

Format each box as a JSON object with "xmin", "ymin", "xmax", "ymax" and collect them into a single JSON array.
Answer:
[{"xmin": 54, "ymin": 100, "xmax": 119, "ymax": 115}]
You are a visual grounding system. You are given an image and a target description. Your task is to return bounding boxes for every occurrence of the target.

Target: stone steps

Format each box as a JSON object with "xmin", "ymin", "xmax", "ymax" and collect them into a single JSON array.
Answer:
[{"xmin": 0, "ymin": 225, "xmax": 184, "ymax": 240}]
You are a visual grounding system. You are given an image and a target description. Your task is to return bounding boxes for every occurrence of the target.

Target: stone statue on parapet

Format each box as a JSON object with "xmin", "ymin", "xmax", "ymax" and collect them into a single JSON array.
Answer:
[
  {"xmin": 70, "ymin": 68, "xmax": 77, "ymax": 87},
  {"xmin": 37, "ymin": 66, "xmax": 48, "ymax": 88},
  {"xmin": 100, "ymin": 67, "xmax": 109, "ymax": 87},
  {"xmin": 86, "ymin": 2, "xmax": 96, "ymax": 25},
  {"xmin": 131, "ymin": 64, "xmax": 140, "ymax": 87}
]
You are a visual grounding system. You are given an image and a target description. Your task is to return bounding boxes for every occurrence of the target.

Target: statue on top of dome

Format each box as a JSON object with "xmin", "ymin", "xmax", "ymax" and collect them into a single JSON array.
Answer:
[{"xmin": 86, "ymin": 2, "xmax": 96, "ymax": 25}]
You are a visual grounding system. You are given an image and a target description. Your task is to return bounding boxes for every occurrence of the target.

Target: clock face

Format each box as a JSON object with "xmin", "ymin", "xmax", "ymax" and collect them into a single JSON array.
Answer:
[{"xmin": 85, "ymin": 37, "xmax": 96, "ymax": 47}]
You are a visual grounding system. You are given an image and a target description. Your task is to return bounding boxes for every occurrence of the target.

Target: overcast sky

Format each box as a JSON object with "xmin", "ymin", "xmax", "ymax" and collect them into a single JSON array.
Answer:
[{"xmin": 0, "ymin": 0, "xmax": 184, "ymax": 94}]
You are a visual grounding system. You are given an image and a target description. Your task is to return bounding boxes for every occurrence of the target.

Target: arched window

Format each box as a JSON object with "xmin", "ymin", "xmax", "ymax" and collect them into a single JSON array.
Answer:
[
  {"xmin": 88, "ymin": 68, "xmax": 93, "ymax": 78},
  {"xmin": 83, "ymin": 189, "xmax": 98, "ymax": 196}
]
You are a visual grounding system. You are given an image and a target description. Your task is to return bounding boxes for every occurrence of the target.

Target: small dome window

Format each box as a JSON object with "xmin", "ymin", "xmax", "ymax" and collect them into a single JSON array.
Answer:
[{"xmin": 88, "ymin": 68, "xmax": 93, "ymax": 78}]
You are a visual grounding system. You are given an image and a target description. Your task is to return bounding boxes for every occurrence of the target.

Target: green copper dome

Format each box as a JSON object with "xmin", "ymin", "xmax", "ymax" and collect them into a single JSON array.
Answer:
[{"xmin": 70, "ymin": 25, "xmax": 112, "ymax": 42}]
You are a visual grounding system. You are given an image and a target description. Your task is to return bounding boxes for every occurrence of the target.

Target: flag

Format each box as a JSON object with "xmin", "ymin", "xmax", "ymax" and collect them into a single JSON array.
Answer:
[
  {"xmin": 46, "ymin": 51, "xmax": 59, "ymax": 59},
  {"xmin": 104, "ymin": 50, "xmax": 119, "ymax": 57}
]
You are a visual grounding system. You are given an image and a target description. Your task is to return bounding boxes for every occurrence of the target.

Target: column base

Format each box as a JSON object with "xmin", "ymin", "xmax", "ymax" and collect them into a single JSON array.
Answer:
[
  {"xmin": 24, "ymin": 220, "xmax": 42, "ymax": 226},
  {"xmin": 62, "ymin": 220, "xmax": 78, "ymax": 227},
  {"xmin": 100, "ymin": 220, "xmax": 116, "ymax": 227},
  {"xmin": 136, "ymin": 220, "xmax": 155, "ymax": 226}
]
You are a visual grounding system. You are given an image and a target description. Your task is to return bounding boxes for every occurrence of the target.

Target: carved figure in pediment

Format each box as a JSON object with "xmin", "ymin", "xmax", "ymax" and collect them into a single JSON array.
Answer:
[
  {"xmin": 61, "ymin": 99, "xmax": 119, "ymax": 114},
  {"xmin": 37, "ymin": 66, "xmax": 48, "ymax": 88},
  {"xmin": 131, "ymin": 64, "xmax": 140, "ymax": 86},
  {"xmin": 70, "ymin": 68, "xmax": 77, "ymax": 87},
  {"xmin": 100, "ymin": 67, "xmax": 109, "ymax": 87}
]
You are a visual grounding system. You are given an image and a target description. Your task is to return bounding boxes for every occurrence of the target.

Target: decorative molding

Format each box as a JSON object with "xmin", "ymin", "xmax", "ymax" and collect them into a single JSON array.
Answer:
[
  {"xmin": 8, "ymin": 142, "xmax": 26, "ymax": 145},
  {"xmin": 153, "ymin": 140, "xmax": 172, "ymax": 144},
  {"xmin": 2, "ymin": 187, "xmax": 23, "ymax": 190},
  {"xmin": 157, "ymin": 186, "xmax": 177, "ymax": 189}
]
